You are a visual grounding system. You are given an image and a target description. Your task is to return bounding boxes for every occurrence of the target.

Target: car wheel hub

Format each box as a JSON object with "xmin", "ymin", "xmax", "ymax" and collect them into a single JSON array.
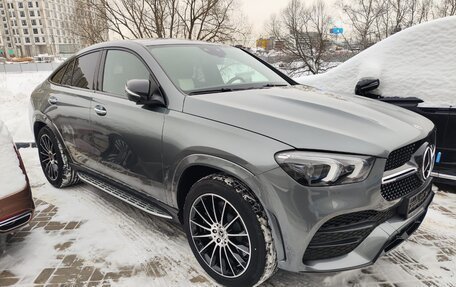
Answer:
[
  {"xmin": 211, "ymin": 223, "xmax": 228, "ymax": 247},
  {"xmin": 189, "ymin": 194, "xmax": 251, "ymax": 278},
  {"xmin": 39, "ymin": 134, "xmax": 59, "ymax": 181}
]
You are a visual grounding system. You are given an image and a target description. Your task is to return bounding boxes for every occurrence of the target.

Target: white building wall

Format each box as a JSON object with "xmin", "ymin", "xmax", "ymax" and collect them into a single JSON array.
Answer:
[{"xmin": 0, "ymin": 0, "xmax": 88, "ymax": 57}]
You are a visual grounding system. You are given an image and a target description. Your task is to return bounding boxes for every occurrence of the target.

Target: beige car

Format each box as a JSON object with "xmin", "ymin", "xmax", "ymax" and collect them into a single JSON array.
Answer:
[{"xmin": 0, "ymin": 121, "xmax": 34, "ymax": 242}]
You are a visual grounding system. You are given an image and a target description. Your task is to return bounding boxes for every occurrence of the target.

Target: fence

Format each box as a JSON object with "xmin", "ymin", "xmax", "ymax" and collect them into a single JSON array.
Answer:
[{"xmin": 0, "ymin": 62, "xmax": 60, "ymax": 73}]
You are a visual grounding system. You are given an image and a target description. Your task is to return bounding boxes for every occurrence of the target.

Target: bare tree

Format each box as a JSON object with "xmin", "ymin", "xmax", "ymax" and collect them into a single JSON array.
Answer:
[
  {"xmin": 72, "ymin": 0, "xmax": 109, "ymax": 46},
  {"xmin": 176, "ymin": 0, "xmax": 248, "ymax": 42},
  {"xmin": 338, "ymin": 0, "xmax": 386, "ymax": 49},
  {"xmin": 409, "ymin": 0, "xmax": 435, "ymax": 24},
  {"xmin": 270, "ymin": 0, "xmax": 332, "ymax": 75},
  {"xmin": 85, "ymin": 0, "xmax": 249, "ymax": 43},
  {"xmin": 177, "ymin": 0, "xmax": 251, "ymax": 43},
  {"xmin": 437, "ymin": 0, "xmax": 456, "ymax": 16},
  {"xmin": 375, "ymin": 0, "xmax": 411, "ymax": 39},
  {"xmin": 339, "ymin": 0, "xmax": 439, "ymax": 49},
  {"xmin": 373, "ymin": 0, "xmax": 437, "ymax": 40}
]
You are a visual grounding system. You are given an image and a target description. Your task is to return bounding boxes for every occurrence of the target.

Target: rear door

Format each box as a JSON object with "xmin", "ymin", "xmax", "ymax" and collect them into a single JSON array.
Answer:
[
  {"xmin": 89, "ymin": 49, "xmax": 167, "ymax": 202},
  {"xmin": 46, "ymin": 51, "xmax": 101, "ymax": 170}
]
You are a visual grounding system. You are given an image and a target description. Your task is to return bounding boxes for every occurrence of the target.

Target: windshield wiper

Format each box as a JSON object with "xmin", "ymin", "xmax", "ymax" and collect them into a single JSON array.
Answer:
[
  {"xmin": 258, "ymin": 83, "xmax": 288, "ymax": 88},
  {"xmin": 187, "ymin": 83, "xmax": 288, "ymax": 95},
  {"xmin": 188, "ymin": 87, "xmax": 234, "ymax": 95}
]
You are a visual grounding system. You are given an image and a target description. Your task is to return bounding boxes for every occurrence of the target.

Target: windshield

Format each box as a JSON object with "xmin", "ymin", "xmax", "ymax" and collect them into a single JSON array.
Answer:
[{"xmin": 147, "ymin": 44, "xmax": 289, "ymax": 95}]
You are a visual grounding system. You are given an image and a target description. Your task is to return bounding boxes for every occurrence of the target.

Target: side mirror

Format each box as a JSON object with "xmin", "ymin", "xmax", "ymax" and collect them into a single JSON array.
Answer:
[
  {"xmin": 125, "ymin": 79, "xmax": 165, "ymax": 107},
  {"xmin": 355, "ymin": 77, "xmax": 381, "ymax": 99}
]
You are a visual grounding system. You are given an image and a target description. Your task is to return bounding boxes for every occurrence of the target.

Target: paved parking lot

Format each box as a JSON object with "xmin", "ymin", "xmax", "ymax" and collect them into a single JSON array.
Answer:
[{"xmin": 0, "ymin": 148, "xmax": 455, "ymax": 286}]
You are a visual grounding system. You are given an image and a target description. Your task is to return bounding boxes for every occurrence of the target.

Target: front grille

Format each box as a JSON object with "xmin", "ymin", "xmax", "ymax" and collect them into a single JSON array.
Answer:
[
  {"xmin": 310, "ymin": 228, "xmax": 372, "ymax": 244},
  {"xmin": 303, "ymin": 243, "xmax": 360, "ymax": 261},
  {"xmin": 385, "ymin": 143, "xmax": 416, "ymax": 171},
  {"xmin": 302, "ymin": 208, "xmax": 395, "ymax": 261},
  {"xmin": 385, "ymin": 129, "xmax": 436, "ymax": 172},
  {"xmin": 382, "ymin": 130, "xmax": 436, "ymax": 201},
  {"xmin": 320, "ymin": 209, "xmax": 395, "ymax": 230},
  {"xmin": 381, "ymin": 174, "xmax": 422, "ymax": 201}
]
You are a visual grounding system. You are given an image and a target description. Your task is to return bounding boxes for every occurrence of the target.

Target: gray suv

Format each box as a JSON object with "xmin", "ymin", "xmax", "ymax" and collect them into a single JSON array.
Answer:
[{"xmin": 30, "ymin": 39, "xmax": 436, "ymax": 286}]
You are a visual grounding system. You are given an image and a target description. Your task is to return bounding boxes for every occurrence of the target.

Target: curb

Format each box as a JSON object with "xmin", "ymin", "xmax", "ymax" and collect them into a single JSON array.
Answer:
[{"xmin": 15, "ymin": 142, "xmax": 36, "ymax": 149}]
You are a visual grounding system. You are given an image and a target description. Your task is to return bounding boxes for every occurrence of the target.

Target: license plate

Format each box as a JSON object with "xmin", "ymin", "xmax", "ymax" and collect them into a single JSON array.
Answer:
[{"xmin": 398, "ymin": 185, "xmax": 432, "ymax": 218}]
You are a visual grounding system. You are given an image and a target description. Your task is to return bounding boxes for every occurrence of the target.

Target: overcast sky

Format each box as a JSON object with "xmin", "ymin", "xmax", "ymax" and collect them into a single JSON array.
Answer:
[
  {"xmin": 240, "ymin": 0, "xmax": 340, "ymax": 37},
  {"xmin": 239, "ymin": 0, "xmax": 288, "ymax": 36}
]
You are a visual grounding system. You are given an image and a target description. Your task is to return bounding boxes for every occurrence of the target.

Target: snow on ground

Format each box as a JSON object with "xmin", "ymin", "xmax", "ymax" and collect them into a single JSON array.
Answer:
[
  {"xmin": 0, "ymin": 148, "xmax": 208, "ymax": 286},
  {"xmin": 295, "ymin": 17, "xmax": 456, "ymax": 106},
  {"xmin": 0, "ymin": 147, "xmax": 454, "ymax": 286},
  {"xmin": 0, "ymin": 121, "xmax": 26, "ymax": 198},
  {"xmin": 0, "ymin": 71, "xmax": 51, "ymax": 142}
]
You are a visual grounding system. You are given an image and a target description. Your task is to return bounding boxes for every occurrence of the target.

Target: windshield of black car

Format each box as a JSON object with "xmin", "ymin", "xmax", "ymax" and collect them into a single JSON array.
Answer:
[{"xmin": 147, "ymin": 44, "xmax": 289, "ymax": 95}]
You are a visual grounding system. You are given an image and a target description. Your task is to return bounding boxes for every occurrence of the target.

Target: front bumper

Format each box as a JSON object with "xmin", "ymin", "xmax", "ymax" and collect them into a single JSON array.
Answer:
[
  {"xmin": 255, "ymin": 158, "xmax": 434, "ymax": 273},
  {"xmin": 302, "ymin": 186, "xmax": 432, "ymax": 272}
]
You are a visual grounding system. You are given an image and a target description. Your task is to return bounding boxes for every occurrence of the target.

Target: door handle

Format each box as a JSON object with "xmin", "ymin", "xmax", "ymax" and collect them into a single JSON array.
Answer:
[
  {"xmin": 48, "ymin": 96, "xmax": 58, "ymax": 105},
  {"xmin": 94, "ymin": 105, "xmax": 107, "ymax": 116}
]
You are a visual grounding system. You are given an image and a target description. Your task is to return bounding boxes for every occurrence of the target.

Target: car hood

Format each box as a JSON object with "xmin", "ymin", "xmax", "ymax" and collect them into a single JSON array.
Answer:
[{"xmin": 183, "ymin": 85, "xmax": 434, "ymax": 157}]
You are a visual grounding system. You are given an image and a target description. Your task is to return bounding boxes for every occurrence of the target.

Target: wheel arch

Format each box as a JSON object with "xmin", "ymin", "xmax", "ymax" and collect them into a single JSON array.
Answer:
[
  {"xmin": 33, "ymin": 115, "xmax": 71, "ymax": 161},
  {"xmin": 171, "ymin": 154, "xmax": 286, "ymax": 261},
  {"xmin": 172, "ymin": 154, "xmax": 256, "ymax": 220},
  {"xmin": 33, "ymin": 113, "xmax": 59, "ymax": 140},
  {"xmin": 33, "ymin": 121, "xmax": 47, "ymax": 141}
]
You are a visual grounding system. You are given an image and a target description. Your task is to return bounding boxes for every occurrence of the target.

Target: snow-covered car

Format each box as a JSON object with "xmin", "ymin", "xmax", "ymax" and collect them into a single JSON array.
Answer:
[
  {"xmin": 0, "ymin": 121, "xmax": 34, "ymax": 239},
  {"xmin": 296, "ymin": 16, "xmax": 456, "ymax": 186}
]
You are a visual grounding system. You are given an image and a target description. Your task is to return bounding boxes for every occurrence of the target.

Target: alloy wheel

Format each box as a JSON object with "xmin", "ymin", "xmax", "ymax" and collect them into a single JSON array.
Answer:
[
  {"xmin": 189, "ymin": 193, "xmax": 251, "ymax": 278},
  {"xmin": 39, "ymin": 134, "xmax": 59, "ymax": 181}
]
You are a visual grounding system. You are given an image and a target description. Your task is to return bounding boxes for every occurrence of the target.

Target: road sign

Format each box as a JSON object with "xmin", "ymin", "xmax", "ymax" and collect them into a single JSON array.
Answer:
[{"xmin": 330, "ymin": 27, "xmax": 344, "ymax": 35}]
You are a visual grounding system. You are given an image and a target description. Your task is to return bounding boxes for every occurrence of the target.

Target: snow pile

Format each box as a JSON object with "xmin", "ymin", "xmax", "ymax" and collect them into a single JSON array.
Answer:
[
  {"xmin": 0, "ymin": 121, "xmax": 27, "ymax": 198},
  {"xmin": 295, "ymin": 16, "xmax": 456, "ymax": 105},
  {"xmin": 0, "ymin": 71, "xmax": 51, "ymax": 142}
]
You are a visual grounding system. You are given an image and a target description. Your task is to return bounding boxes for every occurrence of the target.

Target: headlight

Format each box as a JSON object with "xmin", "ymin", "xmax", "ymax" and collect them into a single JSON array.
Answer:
[{"xmin": 275, "ymin": 151, "xmax": 375, "ymax": 186}]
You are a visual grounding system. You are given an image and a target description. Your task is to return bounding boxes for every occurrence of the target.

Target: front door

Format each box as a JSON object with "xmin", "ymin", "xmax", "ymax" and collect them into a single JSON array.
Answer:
[{"xmin": 90, "ymin": 49, "xmax": 167, "ymax": 202}]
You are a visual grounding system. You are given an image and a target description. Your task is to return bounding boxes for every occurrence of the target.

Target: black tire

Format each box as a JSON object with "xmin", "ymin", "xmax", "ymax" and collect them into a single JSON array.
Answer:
[
  {"xmin": 37, "ymin": 127, "xmax": 80, "ymax": 188},
  {"xmin": 183, "ymin": 174, "xmax": 277, "ymax": 287}
]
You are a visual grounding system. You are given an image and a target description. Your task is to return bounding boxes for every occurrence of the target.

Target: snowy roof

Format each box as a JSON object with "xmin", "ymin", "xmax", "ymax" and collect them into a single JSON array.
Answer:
[
  {"xmin": 0, "ymin": 120, "xmax": 27, "ymax": 199},
  {"xmin": 295, "ymin": 16, "xmax": 456, "ymax": 106}
]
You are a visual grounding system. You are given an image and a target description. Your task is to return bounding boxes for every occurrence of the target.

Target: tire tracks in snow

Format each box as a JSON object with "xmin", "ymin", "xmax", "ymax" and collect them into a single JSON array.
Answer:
[{"xmin": 20, "ymin": 148, "xmax": 214, "ymax": 286}]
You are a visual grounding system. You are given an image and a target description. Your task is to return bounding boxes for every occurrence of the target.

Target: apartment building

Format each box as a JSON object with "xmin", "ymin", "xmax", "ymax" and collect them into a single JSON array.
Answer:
[{"xmin": 0, "ymin": 0, "xmax": 99, "ymax": 58}]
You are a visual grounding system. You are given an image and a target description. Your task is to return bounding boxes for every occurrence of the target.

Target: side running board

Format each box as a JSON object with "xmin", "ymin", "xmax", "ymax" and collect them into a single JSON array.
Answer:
[{"xmin": 78, "ymin": 172, "xmax": 173, "ymax": 220}]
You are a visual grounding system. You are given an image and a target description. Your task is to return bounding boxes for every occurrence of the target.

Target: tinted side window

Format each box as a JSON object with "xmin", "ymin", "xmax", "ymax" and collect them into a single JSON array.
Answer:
[
  {"xmin": 102, "ymin": 50, "xmax": 150, "ymax": 96},
  {"xmin": 61, "ymin": 59, "xmax": 75, "ymax": 86},
  {"xmin": 50, "ymin": 64, "xmax": 67, "ymax": 84},
  {"xmin": 72, "ymin": 52, "xmax": 100, "ymax": 89}
]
